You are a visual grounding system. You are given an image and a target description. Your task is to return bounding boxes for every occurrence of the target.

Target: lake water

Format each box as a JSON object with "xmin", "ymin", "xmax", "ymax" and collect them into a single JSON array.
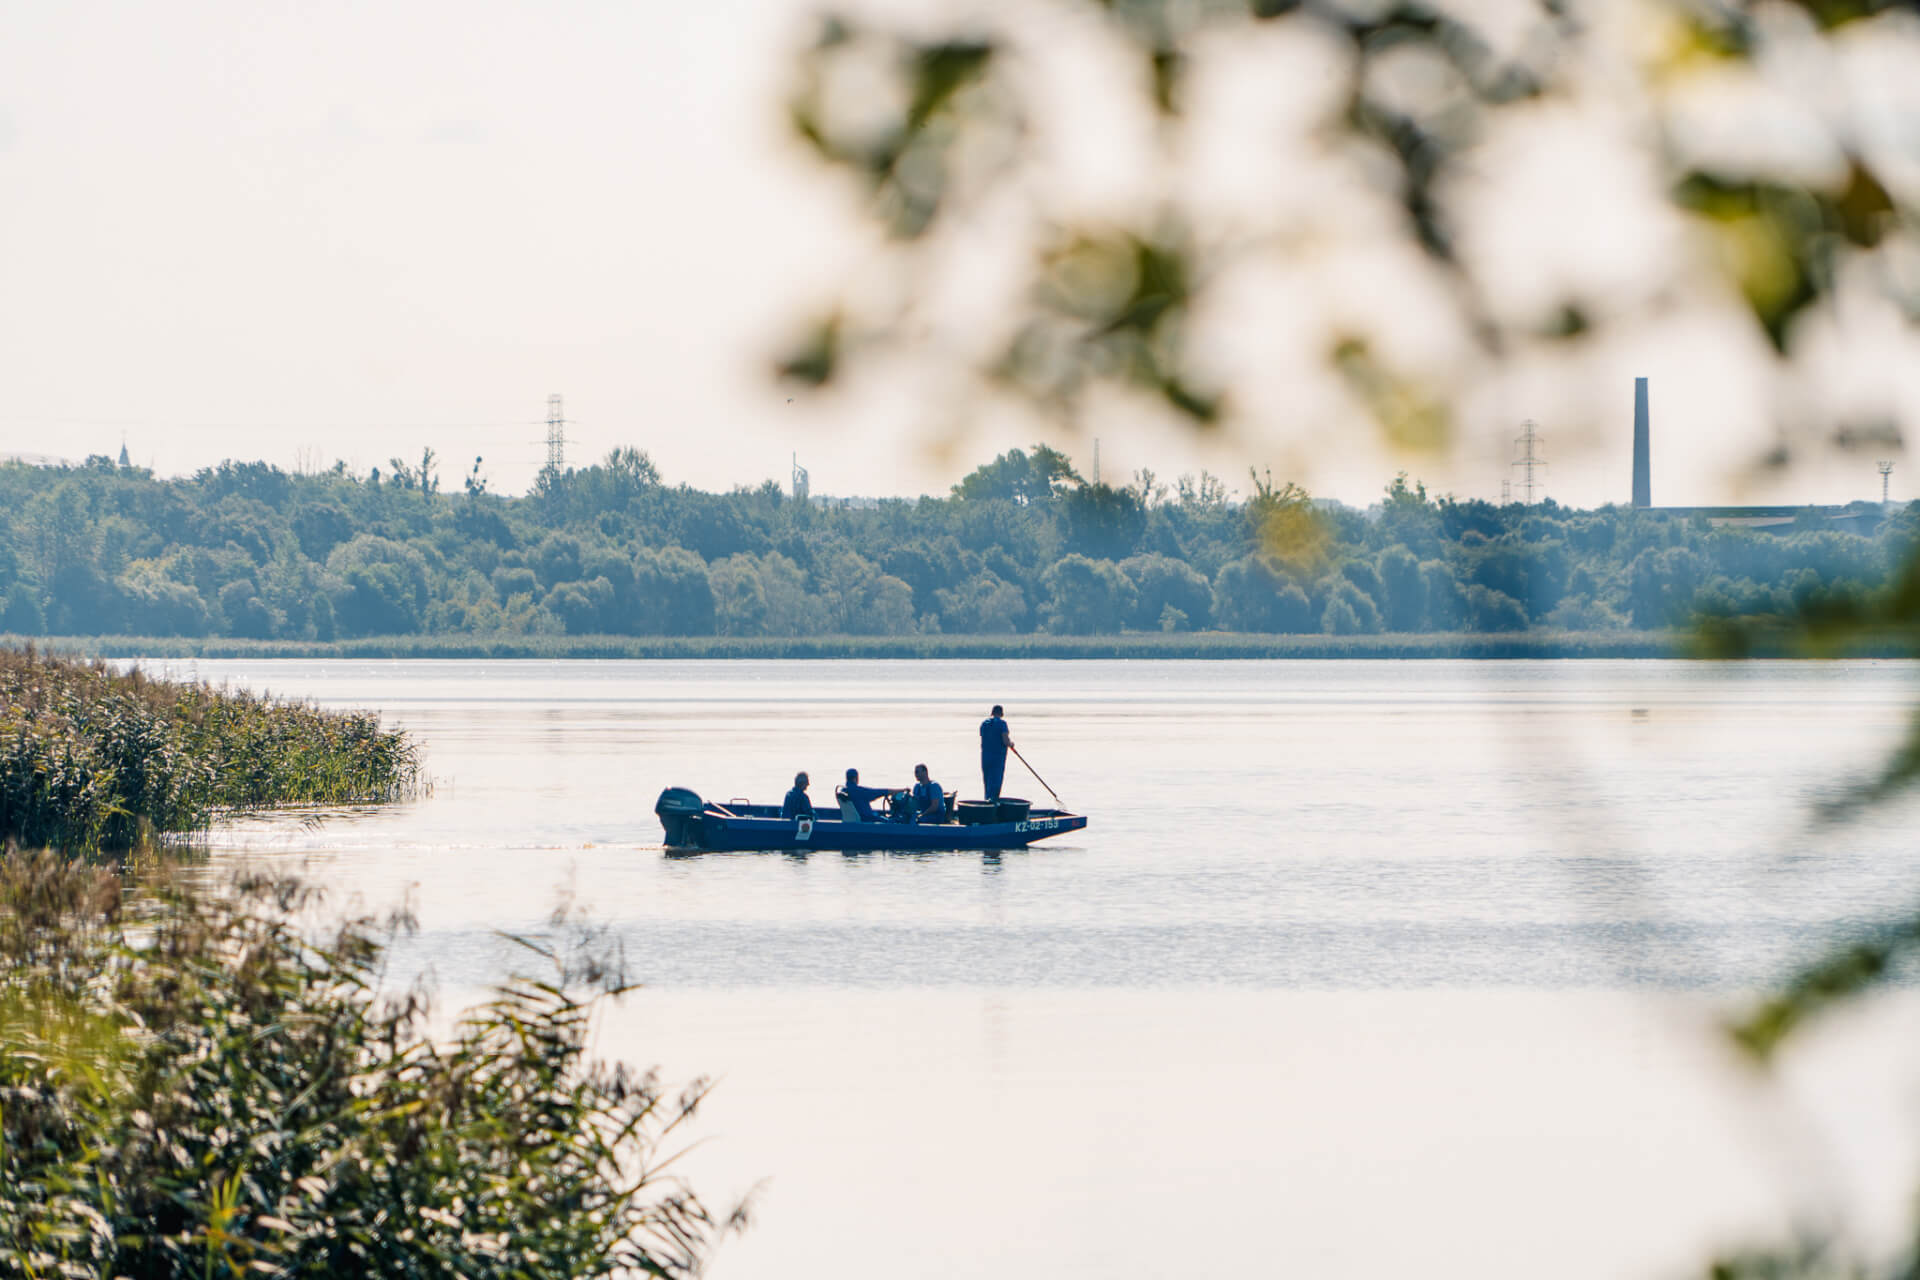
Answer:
[{"xmin": 160, "ymin": 658, "xmax": 1920, "ymax": 1278}]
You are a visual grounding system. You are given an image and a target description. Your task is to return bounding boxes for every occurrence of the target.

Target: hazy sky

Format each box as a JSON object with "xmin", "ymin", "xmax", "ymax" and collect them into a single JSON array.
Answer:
[{"xmin": 4, "ymin": 2, "xmax": 1918, "ymax": 506}]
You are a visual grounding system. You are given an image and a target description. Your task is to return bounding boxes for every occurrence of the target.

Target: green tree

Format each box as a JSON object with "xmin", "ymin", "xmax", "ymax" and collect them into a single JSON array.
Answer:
[
  {"xmin": 1061, "ymin": 483, "xmax": 1147, "ymax": 560},
  {"xmin": 325, "ymin": 536, "xmax": 430, "ymax": 637},
  {"xmin": 116, "ymin": 561, "xmax": 211, "ymax": 637},
  {"xmin": 544, "ymin": 576, "xmax": 615, "ymax": 633},
  {"xmin": 1120, "ymin": 553, "xmax": 1212, "ymax": 631},
  {"xmin": 1039, "ymin": 554, "xmax": 1136, "ymax": 634},
  {"xmin": 1377, "ymin": 474, "xmax": 1441, "ymax": 559},
  {"xmin": 1421, "ymin": 560, "xmax": 1464, "ymax": 631},
  {"xmin": 951, "ymin": 445, "xmax": 1082, "ymax": 504},
  {"xmin": 1463, "ymin": 584, "xmax": 1528, "ymax": 633},
  {"xmin": 710, "ymin": 554, "xmax": 771, "ymax": 636},
  {"xmin": 1212, "ymin": 556, "xmax": 1313, "ymax": 633},
  {"xmin": 632, "ymin": 547, "xmax": 716, "ymax": 635},
  {"xmin": 1320, "ymin": 579, "xmax": 1381, "ymax": 635},
  {"xmin": 1376, "ymin": 546, "xmax": 1428, "ymax": 631},
  {"xmin": 935, "ymin": 572, "xmax": 1028, "ymax": 634}
]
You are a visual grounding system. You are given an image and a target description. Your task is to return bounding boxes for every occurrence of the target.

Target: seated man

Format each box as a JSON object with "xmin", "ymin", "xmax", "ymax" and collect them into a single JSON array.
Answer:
[
  {"xmin": 781, "ymin": 771, "xmax": 813, "ymax": 819},
  {"xmin": 910, "ymin": 763, "xmax": 946, "ymax": 823},
  {"xmin": 838, "ymin": 767, "xmax": 899, "ymax": 823}
]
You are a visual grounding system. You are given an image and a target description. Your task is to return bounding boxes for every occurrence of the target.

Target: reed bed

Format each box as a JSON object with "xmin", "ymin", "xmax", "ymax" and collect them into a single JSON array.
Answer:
[
  {"xmin": 0, "ymin": 652, "xmax": 727, "ymax": 1276},
  {"xmin": 0, "ymin": 852, "xmax": 729, "ymax": 1279},
  {"xmin": 0, "ymin": 645, "xmax": 418, "ymax": 851}
]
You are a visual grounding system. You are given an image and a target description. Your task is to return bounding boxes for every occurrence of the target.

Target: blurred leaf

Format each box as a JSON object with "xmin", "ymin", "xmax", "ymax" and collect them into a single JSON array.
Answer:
[
  {"xmin": 1084, "ymin": 0, "xmax": 1316, "ymax": 115},
  {"xmin": 786, "ymin": 19, "xmax": 1004, "ymax": 240},
  {"xmin": 1150, "ymin": 44, "xmax": 1184, "ymax": 115},
  {"xmin": 1730, "ymin": 914, "xmax": 1920, "ymax": 1060},
  {"xmin": 1344, "ymin": 94, "xmax": 1455, "ymax": 263},
  {"xmin": 1160, "ymin": 375, "xmax": 1223, "ymax": 424},
  {"xmin": 1705, "ymin": 1239, "xmax": 1853, "ymax": 1279},
  {"xmin": 1673, "ymin": 157, "xmax": 1896, "ymax": 352},
  {"xmin": 1828, "ymin": 418, "xmax": 1902, "ymax": 452},
  {"xmin": 1257, "ymin": 508, "xmax": 1329, "ymax": 577},
  {"xmin": 1087, "ymin": 235, "xmax": 1192, "ymax": 338},
  {"xmin": 906, "ymin": 39, "xmax": 996, "ymax": 132},
  {"xmin": 1780, "ymin": 0, "xmax": 1911, "ymax": 30},
  {"xmin": 1331, "ymin": 336, "xmax": 1452, "ymax": 454},
  {"xmin": 1246, "ymin": 471, "xmax": 1330, "ymax": 576},
  {"xmin": 1537, "ymin": 300, "xmax": 1593, "ymax": 341},
  {"xmin": 1833, "ymin": 159, "xmax": 1895, "ymax": 249},
  {"xmin": 1815, "ymin": 702, "xmax": 1920, "ymax": 818},
  {"xmin": 1337, "ymin": 4, "xmax": 1541, "ymax": 106},
  {"xmin": 813, "ymin": 13, "xmax": 852, "ymax": 48},
  {"xmin": 774, "ymin": 312, "xmax": 842, "ymax": 387},
  {"xmin": 1673, "ymin": 173, "xmax": 1824, "ymax": 353},
  {"xmin": 1644, "ymin": 8, "xmax": 1755, "ymax": 83},
  {"xmin": 999, "ymin": 223, "xmax": 1219, "ymax": 422}
]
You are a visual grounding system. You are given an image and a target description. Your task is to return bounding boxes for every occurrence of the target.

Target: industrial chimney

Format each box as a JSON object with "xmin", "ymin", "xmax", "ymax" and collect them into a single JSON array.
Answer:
[{"xmin": 1632, "ymin": 377, "xmax": 1650, "ymax": 509}]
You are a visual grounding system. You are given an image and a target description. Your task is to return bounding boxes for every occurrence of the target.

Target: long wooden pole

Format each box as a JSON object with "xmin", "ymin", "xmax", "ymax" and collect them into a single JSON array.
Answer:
[{"xmin": 1010, "ymin": 744, "xmax": 1063, "ymax": 807}]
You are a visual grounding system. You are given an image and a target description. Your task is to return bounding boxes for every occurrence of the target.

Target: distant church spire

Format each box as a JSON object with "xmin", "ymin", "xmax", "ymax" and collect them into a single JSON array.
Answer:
[{"xmin": 117, "ymin": 435, "xmax": 130, "ymax": 468}]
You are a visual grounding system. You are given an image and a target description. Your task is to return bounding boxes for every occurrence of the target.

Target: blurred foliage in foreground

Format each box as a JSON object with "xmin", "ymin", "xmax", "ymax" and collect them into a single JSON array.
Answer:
[
  {"xmin": 0, "ymin": 645, "xmax": 417, "ymax": 852},
  {"xmin": 2, "ymin": 451, "xmax": 1914, "ymax": 644},
  {"xmin": 776, "ymin": 3, "xmax": 1920, "ymax": 1275},
  {"xmin": 0, "ymin": 852, "xmax": 733, "ymax": 1279},
  {"xmin": 778, "ymin": 1, "xmax": 1920, "ymax": 484}
]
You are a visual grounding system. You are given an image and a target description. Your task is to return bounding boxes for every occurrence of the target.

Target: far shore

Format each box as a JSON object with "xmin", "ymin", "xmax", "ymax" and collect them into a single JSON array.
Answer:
[{"xmin": 10, "ymin": 629, "xmax": 1914, "ymax": 661}]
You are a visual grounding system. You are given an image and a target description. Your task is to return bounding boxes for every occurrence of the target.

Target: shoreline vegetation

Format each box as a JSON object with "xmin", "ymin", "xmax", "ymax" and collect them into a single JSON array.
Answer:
[
  {"xmin": 3, "ymin": 451, "xmax": 1913, "ymax": 652},
  {"xmin": 0, "ymin": 648, "xmax": 730, "ymax": 1275},
  {"xmin": 0, "ymin": 853, "xmax": 731, "ymax": 1278},
  {"xmin": 0, "ymin": 644, "xmax": 418, "ymax": 852},
  {"xmin": 16, "ymin": 628, "xmax": 1917, "ymax": 660}
]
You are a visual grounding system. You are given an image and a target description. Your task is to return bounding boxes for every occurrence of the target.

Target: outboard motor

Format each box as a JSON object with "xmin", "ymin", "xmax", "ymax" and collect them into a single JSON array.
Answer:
[{"xmin": 655, "ymin": 787, "xmax": 707, "ymax": 848}]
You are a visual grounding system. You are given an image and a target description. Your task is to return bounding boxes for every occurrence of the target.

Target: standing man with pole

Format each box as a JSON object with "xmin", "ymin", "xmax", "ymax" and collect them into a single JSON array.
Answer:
[{"xmin": 980, "ymin": 704, "xmax": 1013, "ymax": 800}]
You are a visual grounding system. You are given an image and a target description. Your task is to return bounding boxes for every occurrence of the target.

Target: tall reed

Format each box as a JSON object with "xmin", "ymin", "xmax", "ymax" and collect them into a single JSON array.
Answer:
[
  {"xmin": 0, "ymin": 645, "xmax": 418, "ymax": 851},
  {"xmin": 0, "ymin": 852, "xmax": 733, "ymax": 1279}
]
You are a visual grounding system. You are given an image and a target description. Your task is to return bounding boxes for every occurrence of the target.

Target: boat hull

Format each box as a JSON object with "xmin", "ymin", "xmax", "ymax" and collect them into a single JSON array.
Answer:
[{"xmin": 655, "ymin": 788, "xmax": 1086, "ymax": 853}]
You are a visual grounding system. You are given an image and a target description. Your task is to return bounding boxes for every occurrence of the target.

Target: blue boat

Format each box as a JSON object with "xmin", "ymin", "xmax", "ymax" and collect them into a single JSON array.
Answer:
[{"xmin": 654, "ymin": 786, "xmax": 1088, "ymax": 853}]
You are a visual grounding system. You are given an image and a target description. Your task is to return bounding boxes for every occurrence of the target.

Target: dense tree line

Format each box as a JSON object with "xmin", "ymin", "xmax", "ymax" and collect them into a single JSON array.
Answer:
[{"xmin": 0, "ymin": 448, "xmax": 1908, "ymax": 640}]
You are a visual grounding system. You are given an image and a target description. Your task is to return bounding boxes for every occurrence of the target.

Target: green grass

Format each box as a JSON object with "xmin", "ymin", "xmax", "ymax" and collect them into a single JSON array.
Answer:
[
  {"xmin": 0, "ymin": 644, "xmax": 419, "ymax": 851},
  {"xmin": 11, "ymin": 629, "xmax": 1718, "ymax": 660}
]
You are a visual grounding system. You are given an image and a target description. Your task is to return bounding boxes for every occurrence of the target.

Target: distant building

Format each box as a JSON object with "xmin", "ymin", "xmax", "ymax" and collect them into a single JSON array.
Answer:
[
  {"xmin": 1627, "ymin": 378, "xmax": 1876, "ymax": 532},
  {"xmin": 117, "ymin": 440, "xmax": 131, "ymax": 468}
]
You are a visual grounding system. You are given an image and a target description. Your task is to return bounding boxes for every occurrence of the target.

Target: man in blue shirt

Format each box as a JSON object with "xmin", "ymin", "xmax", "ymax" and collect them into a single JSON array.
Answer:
[
  {"xmin": 910, "ymin": 763, "xmax": 946, "ymax": 823},
  {"xmin": 840, "ymin": 767, "xmax": 898, "ymax": 822},
  {"xmin": 979, "ymin": 704, "xmax": 1012, "ymax": 800},
  {"xmin": 781, "ymin": 771, "xmax": 813, "ymax": 819}
]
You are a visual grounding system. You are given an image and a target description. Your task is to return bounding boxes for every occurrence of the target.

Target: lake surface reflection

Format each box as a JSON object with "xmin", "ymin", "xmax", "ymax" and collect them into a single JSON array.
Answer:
[{"xmin": 163, "ymin": 658, "xmax": 1920, "ymax": 1278}]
